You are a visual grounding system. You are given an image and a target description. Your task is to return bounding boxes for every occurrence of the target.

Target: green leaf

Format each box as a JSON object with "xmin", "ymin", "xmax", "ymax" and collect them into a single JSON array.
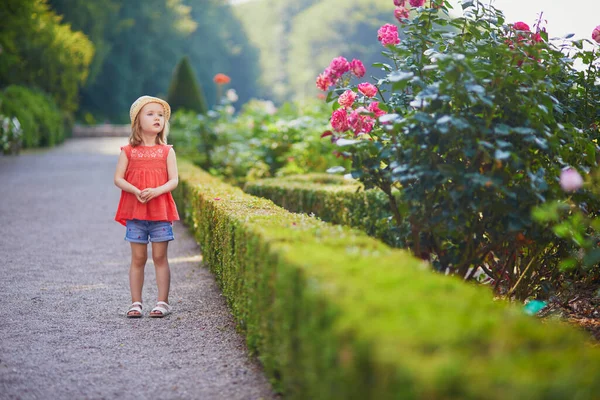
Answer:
[
  {"xmin": 531, "ymin": 204, "xmax": 560, "ymax": 223},
  {"xmin": 494, "ymin": 124, "xmax": 511, "ymax": 135},
  {"xmin": 325, "ymin": 91, "xmax": 335, "ymax": 103},
  {"xmin": 496, "ymin": 140, "xmax": 512, "ymax": 148},
  {"xmin": 494, "ymin": 149, "xmax": 511, "ymax": 160},
  {"xmin": 514, "ymin": 127, "xmax": 536, "ymax": 135},
  {"xmin": 552, "ymin": 222, "xmax": 572, "ymax": 239},
  {"xmin": 414, "ymin": 112, "xmax": 434, "ymax": 124},
  {"xmin": 436, "ymin": 115, "xmax": 452, "ymax": 125},
  {"xmin": 478, "ymin": 140, "xmax": 494, "ymax": 149},
  {"xmin": 559, "ymin": 258, "xmax": 578, "ymax": 271},
  {"xmin": 372, "ymin": 62, "xmax": 393, "ymax": 71},
  {"xmin": 389, "ymin": 71, "xmax": 415, "ymax": 83},
  {"xmin": 533, "ymin": 137, "xmax": 548, "ymax": 150},
  {"xmin": 462, "ymin": 1, "xmax": 474, "ymax": 10},
  {"xmin": 466, "ymin": 83, "xmax": 485, "ymax": 94}
]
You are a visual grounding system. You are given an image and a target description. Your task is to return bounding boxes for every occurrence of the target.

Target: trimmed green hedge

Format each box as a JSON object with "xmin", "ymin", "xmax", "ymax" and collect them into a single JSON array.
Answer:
[
  {"xmin": 244, "ymin": 173, "xmax": 406, "ymax": 247},
  {"xmin": 175, "ymin": 159, "xmax": 600, "ymax": 399}
]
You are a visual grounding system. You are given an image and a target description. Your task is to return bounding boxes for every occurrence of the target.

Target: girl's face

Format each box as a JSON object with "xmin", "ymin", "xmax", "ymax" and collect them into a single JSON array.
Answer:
[{"xmin": 138, "ymin": 102, "xmax": 165, "ymax": 134}]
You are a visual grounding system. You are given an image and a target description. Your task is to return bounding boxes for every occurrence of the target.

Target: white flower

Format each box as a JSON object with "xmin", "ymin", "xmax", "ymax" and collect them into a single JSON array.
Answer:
[
  {"xmin": 225, "ymin": 105, "xmax": 235, "ymax": 115},
  {"xmin": 263, "ymin": 100, "xmax": 277, "ymax": 115},
  {"xmin": 226, "ymin": 89, "xmax": 238, "ymax": 103},
  {"xmin": 560, "ymin": 168, "xmax": 584, "ymax": 192}
]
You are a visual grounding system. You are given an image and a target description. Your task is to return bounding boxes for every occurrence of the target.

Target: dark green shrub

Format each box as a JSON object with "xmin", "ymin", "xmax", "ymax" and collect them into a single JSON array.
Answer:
[
  {"xmin": 167, "ymin": 56, "xmax": 208, "ymax": 115},
  {"xmin": 0, "ymin": 85, "xmax": 64, "ymax": 148}
]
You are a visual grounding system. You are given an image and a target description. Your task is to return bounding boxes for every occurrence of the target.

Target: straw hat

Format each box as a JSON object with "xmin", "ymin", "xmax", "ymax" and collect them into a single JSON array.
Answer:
[{"xmin": 129, "ymin": 96, "xmax": 171, "ymax": 127}]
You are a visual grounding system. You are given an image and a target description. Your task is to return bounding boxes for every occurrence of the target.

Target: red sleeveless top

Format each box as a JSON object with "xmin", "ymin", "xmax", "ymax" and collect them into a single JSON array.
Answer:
[{"xmin": 115, "ymin": 144, "xmax": 180, "ymax": 226}]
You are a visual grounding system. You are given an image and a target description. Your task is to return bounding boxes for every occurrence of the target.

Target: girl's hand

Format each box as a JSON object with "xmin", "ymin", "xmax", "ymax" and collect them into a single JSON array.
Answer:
[
  {"xmin": 135, "ymin": 189, "xmax": 147, "ymax": 204},
  {"xmin": 140, "ymin": 187, "xmax": 161, "ymax": 202}
]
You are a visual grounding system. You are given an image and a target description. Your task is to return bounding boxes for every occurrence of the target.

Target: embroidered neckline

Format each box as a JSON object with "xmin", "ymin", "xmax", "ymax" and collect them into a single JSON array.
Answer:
[{"xmin": 130, "ymin": 146, "xmax": 165, "ymax": 158}]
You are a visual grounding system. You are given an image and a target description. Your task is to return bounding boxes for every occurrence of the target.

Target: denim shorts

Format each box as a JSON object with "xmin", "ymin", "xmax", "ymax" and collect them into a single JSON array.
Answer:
[{"xmin": 125, "ymin": 219, "xmax": 174, "ymax": 244}]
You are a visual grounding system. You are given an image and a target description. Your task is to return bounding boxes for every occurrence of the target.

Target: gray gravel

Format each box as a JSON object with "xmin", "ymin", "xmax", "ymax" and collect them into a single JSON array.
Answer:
[{"xmin": 0, "ymin": 138, "xmax": 278, "ymax": 400}]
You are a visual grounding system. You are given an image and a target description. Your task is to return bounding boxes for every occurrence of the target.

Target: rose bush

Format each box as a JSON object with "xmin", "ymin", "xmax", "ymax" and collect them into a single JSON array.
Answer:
[{"xmin": 317, "ymin": 0, "xmax": 600, "ymax": 299}]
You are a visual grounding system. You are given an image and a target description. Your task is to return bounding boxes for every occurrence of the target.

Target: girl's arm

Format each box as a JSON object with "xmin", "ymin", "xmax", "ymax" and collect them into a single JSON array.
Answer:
[
  {"xmin": 114, "ymin": 150, "xmax": 145, "ymax": 202},
  {"xmin": 140, "ymin": 148, "xmax": 179, "ymax": 202}
]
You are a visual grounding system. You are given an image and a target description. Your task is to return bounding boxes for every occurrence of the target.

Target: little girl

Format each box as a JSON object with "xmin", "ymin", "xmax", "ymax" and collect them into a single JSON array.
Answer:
[{"xmin": 114, "ymin": 95, "xmax": 180, "ymax": 318}]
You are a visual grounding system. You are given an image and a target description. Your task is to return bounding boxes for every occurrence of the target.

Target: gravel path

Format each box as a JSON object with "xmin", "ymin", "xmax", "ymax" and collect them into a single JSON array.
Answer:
[{"xmin": 0, "ymin": 138, "xmax": 277, "ymax": 400}]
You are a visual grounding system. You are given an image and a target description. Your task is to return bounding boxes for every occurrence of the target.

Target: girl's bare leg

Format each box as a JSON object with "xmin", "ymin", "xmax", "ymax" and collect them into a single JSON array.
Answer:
[
  {"xmin": 128, "ymin": 242, "xmax": 148, "ymax": 316},
  {"xmin": 151, "ymin": 241, "xmax": 171, "ymax": 307}
]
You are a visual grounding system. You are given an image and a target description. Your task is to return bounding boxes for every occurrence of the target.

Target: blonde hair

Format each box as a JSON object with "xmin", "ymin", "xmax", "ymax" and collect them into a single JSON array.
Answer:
[{"xmin": 129, "ymin": 116, "xmax": 170, "ymax": 147}]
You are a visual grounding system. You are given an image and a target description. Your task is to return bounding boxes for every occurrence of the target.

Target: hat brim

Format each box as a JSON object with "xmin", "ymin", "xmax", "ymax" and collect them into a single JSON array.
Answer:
[{"xmin": 130, "ymin": 96, "xmax": 171, "ymax": 126}]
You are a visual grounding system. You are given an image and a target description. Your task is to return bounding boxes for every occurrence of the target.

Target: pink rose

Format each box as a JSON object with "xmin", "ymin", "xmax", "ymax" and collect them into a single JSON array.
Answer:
[
  {"xmin": 409, "ymin": 0, "xmax": 425, "ymax": 6},
  {"xmin": 328, "ymin": 56, "xmax": 350, "ymax": 79},
  {"xmin": 377, "ymin": 24, "xmax": 401, "ymax": 46},
  {"xmin": 560, "ymin": 168, "xmax": 584, "ymax": 192},
  {"xmin": 316, "ymin": 71, "xmax": 333, "ymax": 91},
  {"xmin": 358, "ymin": 82, "xmax": 378, "ymax": 98},
  {"xmin": 362, "ymin": 116, "xmax": 375, "ymax": 134},
  {"xmin": 393, "ymin": 0, "xmax": 406, "ymax": 6},
  {"xmin": 350, "ymin": 59, "xmax": 366, "ymax": 78},
  {"xmin": 368, "ymin": 101, "xmax": 386, "ymax": 117},
  {"xmin": 348, "ymin": 109, "xmax": 375, "ymax": 135},
  {"xmin": 338, "ymin": 90, "xmax": 357, "ymax": 108},
  {"xmin": 394, "ymin": 6, "xmax": 410, "ymax": 22},
  {"xmin": 513, "ymin": 21, "xmax": 530, "ymax": 31},
  {"xmin": 331, "ymin": 109, "xmax": 349, "ymax": 132},
  {"xmin": 593, "ymin": 25, "xmax": 600, "ymax": 43}
]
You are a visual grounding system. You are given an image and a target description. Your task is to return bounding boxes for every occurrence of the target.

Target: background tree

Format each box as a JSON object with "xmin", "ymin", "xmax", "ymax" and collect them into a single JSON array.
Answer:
[
  {"xmin": 47, "ymin": 0, "xmax": 261, "ymax": 123},
  {"xmin": 183, "ymin": 0, "xmax": 262, "ymax": 108},
  {"xmin": 0, "ymin": 0, "xmax": 94, "ymax": 114},
  {"xmin": 167, "ymin": 56, "xmax": 208, "ymax": 114},
  {"xmin": 44, "ymin": 0, "xmax": 120, "ymax": 88}
]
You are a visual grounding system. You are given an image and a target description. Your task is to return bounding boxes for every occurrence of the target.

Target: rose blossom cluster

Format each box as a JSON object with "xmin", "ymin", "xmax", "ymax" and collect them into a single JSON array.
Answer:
[
  {"xmin": 508, "ymin": 21, "xmax": 545, "ymax": 45},
  {"xmin": 315, "ymin": 54, "xmax": 387, "ymax": 136},
  {"xmin": 316, "ymin": 56, "xmax": 366, "ymax": 91},
  {"xmin": 504, "ymin": 21, "xmax": 547, "ymax": 66},
  {"xmin": 330, "ymin": 105, "xmax": 381, "ymax": 136},
  {"xmin": 377, "ymin": 24, "xmax": 401, "ymax": 46},
  {"xmin": 329, "ymin": 88, "xmax": 386, "ymax": 136}
]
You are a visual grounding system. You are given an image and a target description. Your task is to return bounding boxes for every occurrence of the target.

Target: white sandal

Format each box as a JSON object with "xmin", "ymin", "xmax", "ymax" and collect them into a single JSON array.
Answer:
[
  {"xmin": 127, "ymin": 301, "xmax": 143, "ymax": 318},
  {"xmin": 149, "ymin": 301, "xmax": 172, "ymax": 318}
]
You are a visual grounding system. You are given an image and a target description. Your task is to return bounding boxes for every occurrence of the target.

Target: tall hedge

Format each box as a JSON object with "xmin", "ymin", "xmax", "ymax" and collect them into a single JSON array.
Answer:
[{"xmin": 167, "ymin": 56, "xmax": 208, "ymax": 115}]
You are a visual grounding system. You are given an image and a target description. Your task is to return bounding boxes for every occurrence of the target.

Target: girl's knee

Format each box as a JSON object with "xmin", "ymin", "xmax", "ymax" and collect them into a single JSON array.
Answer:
[
  {"xmin": 131, "ymin": 254, "xmax": 147, "ymax": 266},
  {"xmin": 152, "ymin": 253, "xmax": 168, "ymax": 266}
]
